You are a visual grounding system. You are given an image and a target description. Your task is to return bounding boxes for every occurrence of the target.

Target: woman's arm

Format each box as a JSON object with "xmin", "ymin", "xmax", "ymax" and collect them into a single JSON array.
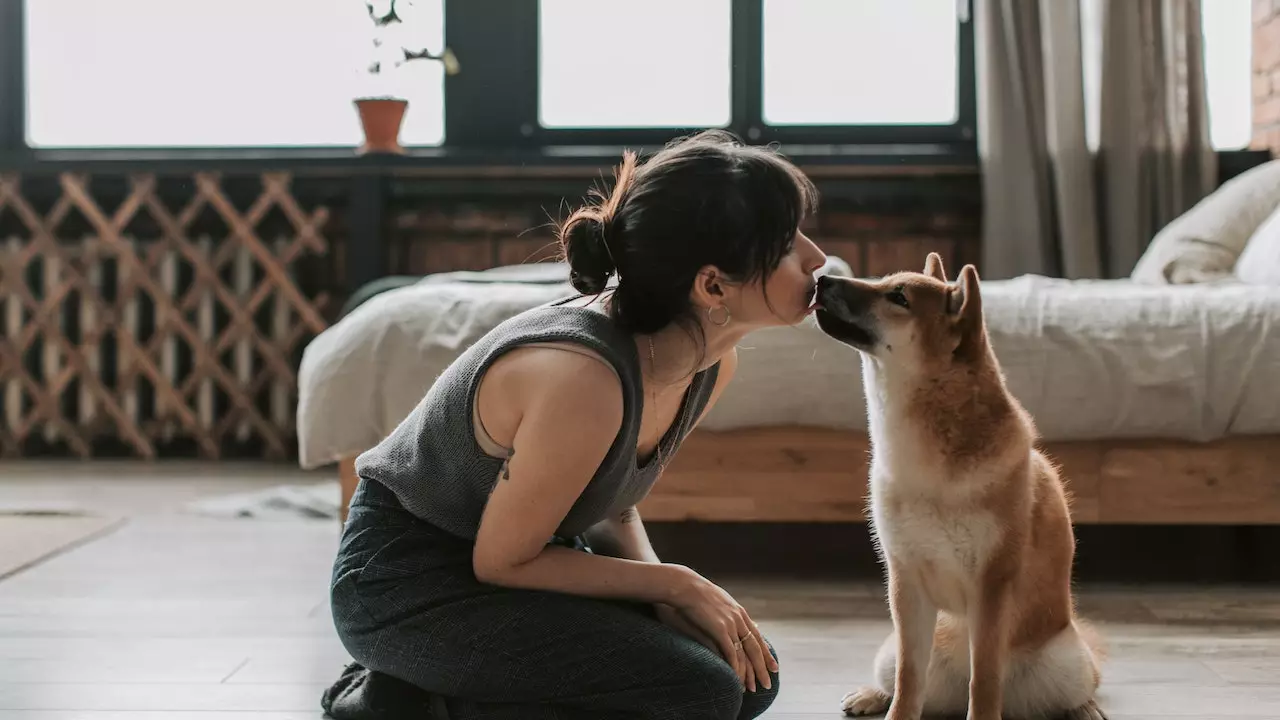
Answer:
[
  {"xmin": 470, "ymin": 347, "xmax": 694, "ymax": 603},
  {"xmin": 583, "ymin": 347, "xmax": 741, "ymax": 564},
  {"xmin": 576, "ymin": 348, "xmax": 766, "ymax": 677},
  {"xmin": 583, "ymin": 506, "xmax": 661, "ymax": 563},
  {"xmin": 472, "ymin": 344, "xmax": 773, "ymax": 688}
]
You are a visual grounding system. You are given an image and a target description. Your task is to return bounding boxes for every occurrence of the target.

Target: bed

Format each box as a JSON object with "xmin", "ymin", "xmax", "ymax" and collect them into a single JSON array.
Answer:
[
  {"xmin": 297, "ymin": 260, "xmax": 1280, "ymax": 526},
  {"xmin": 301, "ymin": 158, "xmax": 1280, "ymax": 526}
]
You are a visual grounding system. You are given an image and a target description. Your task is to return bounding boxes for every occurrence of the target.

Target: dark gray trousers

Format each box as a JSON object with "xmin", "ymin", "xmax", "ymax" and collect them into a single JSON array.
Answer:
[{"xmin": 330, "ymin": 478, "xmax": 780, "ymax": 720}]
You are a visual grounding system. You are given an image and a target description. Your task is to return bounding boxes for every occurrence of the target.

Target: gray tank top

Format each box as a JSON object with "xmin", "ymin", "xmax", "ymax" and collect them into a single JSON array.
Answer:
[{"xmin": 354, "ymin": 296, "xmax": 721, "ymax": 539}]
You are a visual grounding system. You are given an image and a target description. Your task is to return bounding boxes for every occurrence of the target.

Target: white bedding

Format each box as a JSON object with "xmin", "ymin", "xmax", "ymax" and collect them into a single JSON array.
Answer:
[{"xmin": 296, "ymin": 263, "xmax": 1280, "ymax": 470}]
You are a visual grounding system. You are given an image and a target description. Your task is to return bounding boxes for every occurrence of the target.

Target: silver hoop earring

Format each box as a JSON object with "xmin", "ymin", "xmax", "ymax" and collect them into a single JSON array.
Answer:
[{"xmin": 707, "ymin": 305, "xmax": 731, "ymax": 327}]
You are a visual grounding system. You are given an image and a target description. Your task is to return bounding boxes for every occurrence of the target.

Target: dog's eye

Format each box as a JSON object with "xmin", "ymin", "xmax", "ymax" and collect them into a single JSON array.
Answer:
[{"xmin": 886, "ymin": 286, "xmax": 909, "ymax": 308}]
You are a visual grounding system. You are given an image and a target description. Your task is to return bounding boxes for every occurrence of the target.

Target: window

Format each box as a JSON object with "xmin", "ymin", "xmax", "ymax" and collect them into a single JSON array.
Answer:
[
  {"xmin": 761, "ymin": 0, "xmax": 960, "ymax": 126},
  {"xmin": 12, "ymin": 0, "xmax": 1258, "ymax": 157},
  {"xmin": 538, "ymin": 0, "xmax": 733, "ymax": 129},
  {"xmin": 529, "ymin": 0, "xmax": 973, "ymax": 144},
  {"xmin": 24, "ymin": 0, "xmax": 445, "ymax": 148},
  {"xmin": 1081, "ymin": 0, "xmax": 1254, "ymax": 151},
  {"xmin": 15, "ymin": 0, "xmax": 975, "ymax": 153},
  {"xmin": 1201, "ymin": 0, "xmax": 1253, "ymax": 150}
]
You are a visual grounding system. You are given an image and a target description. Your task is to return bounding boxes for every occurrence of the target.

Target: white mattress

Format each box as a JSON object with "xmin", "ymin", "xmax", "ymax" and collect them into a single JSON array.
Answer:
[{"xmin": 296, "ymin": 263, "xmax": 1280, "ymax": 470}]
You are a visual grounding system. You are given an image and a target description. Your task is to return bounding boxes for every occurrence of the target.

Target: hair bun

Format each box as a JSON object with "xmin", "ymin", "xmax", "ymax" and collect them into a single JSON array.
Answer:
[
  {"xmin": 557, "ymin": 150, "xmax": 637, "ymax": 297},
  {"xmin": 562, "ymin": 212, "xmax": 616, "ymax": 295}
]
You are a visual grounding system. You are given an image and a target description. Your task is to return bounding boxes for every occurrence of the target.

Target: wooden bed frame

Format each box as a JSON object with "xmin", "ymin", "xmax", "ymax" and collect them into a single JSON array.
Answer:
[{"xmin": 337, "ymin": 426, "xmax": 1280, "ymax": 525}]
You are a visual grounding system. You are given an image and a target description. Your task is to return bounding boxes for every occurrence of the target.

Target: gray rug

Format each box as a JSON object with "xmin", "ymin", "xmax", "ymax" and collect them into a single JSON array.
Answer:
[{"xmin": 182, "ymin": 481, "xmax": 341, "ymax": 520}]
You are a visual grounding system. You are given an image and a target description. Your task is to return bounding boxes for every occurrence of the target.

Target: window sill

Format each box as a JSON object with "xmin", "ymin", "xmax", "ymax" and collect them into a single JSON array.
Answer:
[
  {"xmin": 3, "ymin": 145, "xmax": 1266, "ymax": 185},
  {"xmin": 0, "ymin": 142, "xmax": 980, "ymax": 178}
]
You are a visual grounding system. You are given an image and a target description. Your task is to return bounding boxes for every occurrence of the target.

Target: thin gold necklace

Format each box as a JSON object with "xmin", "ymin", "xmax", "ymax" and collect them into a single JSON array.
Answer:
[
  {"xmin": 645, "ymin": 335, "xmax": 662, "ymax": 468},
  {"xmin": 646, "ymin": 335, "xmax": 656, "ymax": 408},
  {"xmin": 644, "ymin": 334, "xmax": 687, "ymax": 474}
]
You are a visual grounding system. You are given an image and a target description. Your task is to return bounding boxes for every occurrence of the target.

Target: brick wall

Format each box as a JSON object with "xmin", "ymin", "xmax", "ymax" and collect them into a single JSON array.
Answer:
[
  {"xmin": 384, "ymin": 177, "xmax": 982, "ymax": 281},
  {"xmin": 1255, "ymin": 0, "xmax": 1280, "ymax": 151}
]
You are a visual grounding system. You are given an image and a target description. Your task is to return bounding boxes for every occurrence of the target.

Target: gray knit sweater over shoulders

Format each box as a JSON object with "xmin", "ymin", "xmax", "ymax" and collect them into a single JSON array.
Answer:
[{"xmin": 354, "ymin": 297, "xmax": 721, "ymax": 539}]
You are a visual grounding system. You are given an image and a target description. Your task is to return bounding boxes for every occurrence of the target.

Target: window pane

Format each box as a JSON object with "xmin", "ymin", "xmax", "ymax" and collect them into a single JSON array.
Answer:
[
  {"xmin": 1083, "ymin": 0, "xmax": 1253, "ymax": 151},
  {"xmin": 1201, "ymin": 0, "xmax": 1253, "ymax": 150},
  {"xmin": 539, "ymin": 0, "xmax": 732, "ymax": 128},
  {"xmin": 25, "ymin": 0, "xmax": 444, "ymax": 148},
  {"xmin": 762, "ymin": 0, "xmax": 959, "ymax": 126},
  {"xmin": 1082, "ymin": 0, "xmax": 1102, "ymax": 150}
]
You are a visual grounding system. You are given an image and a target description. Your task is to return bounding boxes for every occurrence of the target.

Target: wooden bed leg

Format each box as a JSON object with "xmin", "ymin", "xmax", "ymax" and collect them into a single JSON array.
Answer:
[{"xmin": 339, "ymin": 455, "xmax": 358, "ymax": 526}]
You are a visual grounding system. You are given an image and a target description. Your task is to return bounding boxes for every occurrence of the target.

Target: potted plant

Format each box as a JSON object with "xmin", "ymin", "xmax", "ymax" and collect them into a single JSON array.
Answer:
[{"xmin": 355, "ymin": 0, "xmax": 459, "ymax": 154}]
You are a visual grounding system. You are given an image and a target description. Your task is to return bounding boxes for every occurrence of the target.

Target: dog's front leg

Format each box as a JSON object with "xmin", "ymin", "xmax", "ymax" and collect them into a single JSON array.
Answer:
[
  {"xmin": 967, "ymin": 567, "xmax": 1013, "ymax": 720},
  {"xmin": 885, "ymin": 562, "xmax": 936, "ymax": 720}
]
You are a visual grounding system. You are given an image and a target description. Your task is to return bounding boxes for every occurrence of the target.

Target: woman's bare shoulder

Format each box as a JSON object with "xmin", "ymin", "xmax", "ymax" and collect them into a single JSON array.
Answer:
[
  {"xmin": 477, "ymin": 341, "xmax": 626, "ymax": 447},
  {"xmin": 491, "ymin": 341, "xmax": 622, "ymax": 395}
]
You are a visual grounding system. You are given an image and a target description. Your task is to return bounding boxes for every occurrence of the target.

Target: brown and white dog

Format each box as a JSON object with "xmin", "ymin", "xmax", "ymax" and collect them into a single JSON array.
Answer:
[{"xmin": 813, "ymin": 254, "xmax": 1107, "ymax": 720}]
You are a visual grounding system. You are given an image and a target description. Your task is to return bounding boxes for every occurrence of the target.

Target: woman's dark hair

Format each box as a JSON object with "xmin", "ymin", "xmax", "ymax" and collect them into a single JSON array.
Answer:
[{"xmin": 558, "ymin": 129, "xmax": 818, "ymax": 335}]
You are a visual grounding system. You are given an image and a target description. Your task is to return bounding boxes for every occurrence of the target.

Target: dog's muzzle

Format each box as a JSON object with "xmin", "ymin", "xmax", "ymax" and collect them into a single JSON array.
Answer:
[{"xmin": 815, "ymin": 276, "xmax": 879, "ymax": 349}]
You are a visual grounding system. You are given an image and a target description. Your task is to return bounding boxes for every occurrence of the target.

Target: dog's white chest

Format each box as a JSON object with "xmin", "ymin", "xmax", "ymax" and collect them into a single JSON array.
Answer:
[{"xmin": 873, "ymin": 491, "xmax": 1001, "ymax": 614}]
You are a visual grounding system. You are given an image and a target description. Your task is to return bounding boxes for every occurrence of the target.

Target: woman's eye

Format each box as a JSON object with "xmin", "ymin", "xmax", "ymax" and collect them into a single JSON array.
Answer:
[{"xmin": 886, "ymin": 287, "xmax": 909, "ymax": 308}]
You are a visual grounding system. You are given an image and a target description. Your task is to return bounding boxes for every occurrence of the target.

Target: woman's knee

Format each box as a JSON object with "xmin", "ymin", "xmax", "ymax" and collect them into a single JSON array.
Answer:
[
  {"xmin": 737, "ymin": 640, "xmax": 781, "ymax": 719},
  {"xmin": 687, "ymin": 653, "xmax": 746, "ymax": 720},
  {"xmin": 675, "ymin": 638, "xmax": 782, "ymax": 720}
]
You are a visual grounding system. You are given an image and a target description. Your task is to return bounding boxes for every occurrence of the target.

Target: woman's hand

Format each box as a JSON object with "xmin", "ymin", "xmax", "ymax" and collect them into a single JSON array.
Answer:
[
  {"xmin": 655, "ymin": 602, "xmax": 719, "ymax": 652},
  {"xmin": 665, "ymin": 566, "xmax": 777, "ymax": 692}
]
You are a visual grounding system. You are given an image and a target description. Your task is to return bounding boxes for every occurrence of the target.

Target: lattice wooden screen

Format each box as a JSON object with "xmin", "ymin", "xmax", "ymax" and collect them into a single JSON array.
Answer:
[{"xmin": 0, "ymin": 171, "xmax": 331, "ymax": 459}]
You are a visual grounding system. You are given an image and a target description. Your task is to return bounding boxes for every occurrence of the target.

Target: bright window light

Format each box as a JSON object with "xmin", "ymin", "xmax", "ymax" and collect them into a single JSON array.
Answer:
[
  {"xmin": 761, "ymin": 0, "xmax": 960, "ymax": 126},
  {"xmin": 538, "ymin": 0, "xmax": 733, "ymax": 129},
  {"xmin": 24, "ymin": 0, "xmax": 445, "ymax": 148}
]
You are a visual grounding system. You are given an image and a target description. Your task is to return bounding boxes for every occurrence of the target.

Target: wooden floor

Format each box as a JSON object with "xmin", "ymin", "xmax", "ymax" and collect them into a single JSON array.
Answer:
[{"xmin": 2, "ymin": 464, "xmax": 1279, "ymax": 719}]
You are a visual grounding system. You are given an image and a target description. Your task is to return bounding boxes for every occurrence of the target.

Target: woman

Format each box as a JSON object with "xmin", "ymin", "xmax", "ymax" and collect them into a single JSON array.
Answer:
[{"xmin": 324, "ymin": 129, "xmax": 828, "ymax": 720}]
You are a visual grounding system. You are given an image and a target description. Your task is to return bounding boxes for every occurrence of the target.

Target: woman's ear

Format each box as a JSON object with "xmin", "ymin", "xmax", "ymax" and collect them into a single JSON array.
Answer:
[{"xmin": 690, "ymin": 265, "xmax": 729, "ymax": 310}]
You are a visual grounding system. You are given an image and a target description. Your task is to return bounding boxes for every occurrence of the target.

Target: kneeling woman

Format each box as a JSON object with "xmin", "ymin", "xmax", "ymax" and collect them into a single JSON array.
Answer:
[{"xmin": 325, "ymin": 130, "xmax": 828, "ymax": 720}]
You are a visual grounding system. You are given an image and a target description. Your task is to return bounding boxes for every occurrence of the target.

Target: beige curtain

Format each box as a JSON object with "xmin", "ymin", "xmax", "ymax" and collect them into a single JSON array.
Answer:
[{"xmin": 977, "ymin": 0, "xmax": 1217, "ymax": 280}]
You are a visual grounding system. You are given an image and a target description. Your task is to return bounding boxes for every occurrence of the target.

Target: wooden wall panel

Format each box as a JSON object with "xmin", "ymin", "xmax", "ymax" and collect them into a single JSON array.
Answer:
[{"xmin": 0, "ymin": 172, "xmax": 331, "ymax": 459}]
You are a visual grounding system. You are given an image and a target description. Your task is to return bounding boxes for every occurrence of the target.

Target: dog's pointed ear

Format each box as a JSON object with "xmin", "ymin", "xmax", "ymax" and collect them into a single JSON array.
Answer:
[
  {"xmin": 923, "ymin": 252, "xmax": 948, "ymax": 282},
  {"xmin": 956, "ymin": 264, "xmax": 981, "ymax": 322},
  {"xmin": 948, "ymin": 264, "xmax": 985, "ymax": 356}
]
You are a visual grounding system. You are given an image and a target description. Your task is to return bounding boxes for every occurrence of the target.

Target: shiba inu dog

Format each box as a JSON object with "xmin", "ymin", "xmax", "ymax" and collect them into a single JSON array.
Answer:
[{"xmin": 813, "ymin": 254, "xmax": 1107, "ymax": 720}]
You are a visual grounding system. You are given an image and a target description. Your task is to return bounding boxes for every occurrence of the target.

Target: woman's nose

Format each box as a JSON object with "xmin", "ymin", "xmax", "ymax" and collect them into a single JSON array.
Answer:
[{"xmin": 806, "ymin": 240, "xmax": 828, "ymax": 274}]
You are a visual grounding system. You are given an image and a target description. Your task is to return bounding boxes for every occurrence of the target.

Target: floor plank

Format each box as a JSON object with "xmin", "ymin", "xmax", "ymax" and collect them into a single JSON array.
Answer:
[
  {"xmin": 0, "ymin": 682, "xmax": 329, "ymax": 712},
  {"xmin": 1, "ymin": 463, "xmax": 1278, "ymax": 719},
  {"xmin": 3, "ymin": 714, "xmax": 323, "ymax": 720},
  {"xmin": 0, "ymin": 656, "xmax": 245, "ymax": 685}
]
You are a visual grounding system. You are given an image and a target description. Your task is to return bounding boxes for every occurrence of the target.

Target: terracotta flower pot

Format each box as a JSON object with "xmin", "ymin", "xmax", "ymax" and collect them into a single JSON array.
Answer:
[{"xmin": 354, "ymin": 98, "xmax": 408, "ymax": 155}]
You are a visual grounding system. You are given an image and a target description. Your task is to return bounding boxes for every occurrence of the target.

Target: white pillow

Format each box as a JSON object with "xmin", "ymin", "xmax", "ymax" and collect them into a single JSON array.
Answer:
[
  {"xmin": 1132, "ymin": 159, "xmax": 1280, "ymax": 284},
  {"xmin": 1236, "ymin": 204, "xmax": 1280, "ymax": 285}
]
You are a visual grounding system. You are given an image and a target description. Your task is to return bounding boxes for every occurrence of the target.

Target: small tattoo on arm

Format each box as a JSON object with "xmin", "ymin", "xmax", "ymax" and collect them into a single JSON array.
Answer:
[
  {"xmin": 619, "ymin": 507, "xmax": 638, "ymax": 524},
  {"xmin": 500, "ymin": 448, "xmax": 514, "ymax": 481}
]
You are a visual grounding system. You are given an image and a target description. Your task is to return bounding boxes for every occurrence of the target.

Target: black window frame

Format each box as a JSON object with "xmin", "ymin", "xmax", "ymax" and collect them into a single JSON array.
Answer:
[
  {"xmin": 0, "ymin": 0, "xmax": 23, "ymax": 158},
  {"xmin": 446, "ymin": 0, "xmax": 976, "ymax": 150},
  {"xmin": 1, "ymin": 0, "xmax": 976, "ymax": 164}
]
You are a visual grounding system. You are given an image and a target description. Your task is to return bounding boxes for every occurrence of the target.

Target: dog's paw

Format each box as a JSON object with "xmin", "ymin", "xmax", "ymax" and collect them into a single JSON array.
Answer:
[
  {"xmin": 841, "ymin": 686, "xmax": 891, "ymax": 716},
  {"xmin": 1060, "ymin": 699, "xmax": 1109, "ymax": 720}
]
